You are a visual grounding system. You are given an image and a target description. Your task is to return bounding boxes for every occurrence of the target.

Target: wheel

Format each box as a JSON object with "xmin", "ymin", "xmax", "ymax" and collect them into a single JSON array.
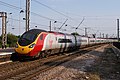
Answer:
[
  {"xmin": 40, "ymin": 52, "xmax": 45, "ymax": 58},
  {"xmin": 46, "ymin": 50, "xmax": 51, "ymax": 57}
]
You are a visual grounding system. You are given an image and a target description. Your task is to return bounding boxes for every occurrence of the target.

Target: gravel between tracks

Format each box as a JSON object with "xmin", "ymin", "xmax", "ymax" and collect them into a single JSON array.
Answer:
[{"xmin": 31, "ymin": 44, "xmax": 120, "ymax": 80}]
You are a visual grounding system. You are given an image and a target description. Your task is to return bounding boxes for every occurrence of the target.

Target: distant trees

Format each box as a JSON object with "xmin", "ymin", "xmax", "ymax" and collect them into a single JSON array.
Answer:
[
  {"xmin": 0, "ymin": 33, "xmax": 19, "ymax": 48},
  {"xmin": 7, "ymin": 33, "xmax": 18, "ymax": 47}
]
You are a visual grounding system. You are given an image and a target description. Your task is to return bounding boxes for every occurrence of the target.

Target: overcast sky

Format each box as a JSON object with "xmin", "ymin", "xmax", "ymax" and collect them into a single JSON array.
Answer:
[{"xmin": 0, "ymin": 0, "xmax": 120, "ymax": 38}]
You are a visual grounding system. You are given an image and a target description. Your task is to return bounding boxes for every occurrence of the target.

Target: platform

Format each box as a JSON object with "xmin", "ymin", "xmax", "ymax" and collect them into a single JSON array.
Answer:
[{"xmin": 0, "ymin": 48, "xmax": 14, "ymax": 55}]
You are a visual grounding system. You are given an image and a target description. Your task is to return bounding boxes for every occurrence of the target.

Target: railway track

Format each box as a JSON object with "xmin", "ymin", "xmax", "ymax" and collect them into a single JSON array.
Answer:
[
  {"xmin": 0, "ymin": 44, "xmax": 105, "ymax": 80},
  {"xmin": 0, "ymin": 49, "xmax": 13, "ymax": 63},
  {"xmin": 0, "ymin": 54, "xmax": 11, "ymax": 63}
]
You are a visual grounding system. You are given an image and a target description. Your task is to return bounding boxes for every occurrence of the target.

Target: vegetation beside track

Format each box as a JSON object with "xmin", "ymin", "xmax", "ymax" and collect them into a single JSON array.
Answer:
[{"xmin": 0, "ymin": 33, "xmax": 19, "ymax": 48}]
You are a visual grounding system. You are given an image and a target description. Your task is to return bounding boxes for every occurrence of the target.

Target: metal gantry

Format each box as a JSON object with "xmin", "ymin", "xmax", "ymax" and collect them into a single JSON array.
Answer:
[
  {"xmin": 117, "ymin": 19, "xmax": 119, "ymax": 41},
  {"xmin": 0, "ymin": 12, "xmax": 7, "ymax": 49},
  {"xmin": 26, "ymin": 0, "xmax": 30, "ymax": 31}
]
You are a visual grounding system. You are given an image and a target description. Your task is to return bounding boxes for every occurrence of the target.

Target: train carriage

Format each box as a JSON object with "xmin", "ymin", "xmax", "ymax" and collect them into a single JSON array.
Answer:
[
  {"xmin": 11, "ymin": 29, "xmax": 116, "ymax": 61},
  {"xmin": 80, "ymin": 36, "xmax": 89, "ymax": 47},
  {"xmin": 15, "ymin": 29, "xmax": 48, "ymax": 57},
  {"xmin": 14, "ymin": 29, "xmax": 80, "ymax": 60}
]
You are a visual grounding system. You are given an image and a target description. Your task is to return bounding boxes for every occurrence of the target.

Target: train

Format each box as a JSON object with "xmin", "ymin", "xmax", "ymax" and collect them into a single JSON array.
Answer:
[{"xmin": 11, "ymin": 29, "xmax": 116, "ymax": 60}]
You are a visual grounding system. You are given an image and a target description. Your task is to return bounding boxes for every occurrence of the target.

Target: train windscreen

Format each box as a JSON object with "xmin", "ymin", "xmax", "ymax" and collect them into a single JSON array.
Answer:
[{"xmin": 18, "ymin": 30, "xmax": 40, "ymax": 46}]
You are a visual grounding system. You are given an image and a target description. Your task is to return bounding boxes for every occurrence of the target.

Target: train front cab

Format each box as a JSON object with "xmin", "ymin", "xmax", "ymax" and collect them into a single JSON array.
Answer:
[{"xmin": 13, "ymin": 29, "xmax": 48, "ymax": 60}]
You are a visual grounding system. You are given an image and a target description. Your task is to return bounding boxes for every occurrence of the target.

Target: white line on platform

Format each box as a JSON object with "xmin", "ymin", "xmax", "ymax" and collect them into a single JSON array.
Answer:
[
  {"xmin": 0, "ymin": 53, "xmax": 12, "ymax": 56},
  {"xmin": 0, "ymin": 61, "xmax": 12, "ymax": 65}
]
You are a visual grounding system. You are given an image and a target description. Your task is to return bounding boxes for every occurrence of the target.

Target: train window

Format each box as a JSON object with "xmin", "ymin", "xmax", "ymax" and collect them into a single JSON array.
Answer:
[
  {"xmin": 58, "ymin": 39, "xmax": 63, "ymax": 43},
  {"xmin": 81, "ymin": 40, "xmax": 87, "ymax": 42},
  {"xmin": 90, "ymin": 40, "xmax": 95, "ymax": 42},
  {"xmin": 40, "ymin": 34, "xmax": 43, "ymax": 40},
  {"xmin": 58, "ymin": 38, "xmax": 72, "ymax": 43},
  {"xmin": 18, "ymin": 31, "xmax": 38, "ymax": 46},
  {"xmin": 96, "ymin": 40, "xmax": 100, "ymax": 42},
  {"xmin": 67, "ymin": 39, "xmax": 72, "ymax": 43}
]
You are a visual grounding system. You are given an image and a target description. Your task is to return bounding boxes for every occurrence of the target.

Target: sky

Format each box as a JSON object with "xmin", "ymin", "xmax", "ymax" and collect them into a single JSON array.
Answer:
[{"xmin": 0, "ymin": 0, "xmax": 120, "ymax": 38}]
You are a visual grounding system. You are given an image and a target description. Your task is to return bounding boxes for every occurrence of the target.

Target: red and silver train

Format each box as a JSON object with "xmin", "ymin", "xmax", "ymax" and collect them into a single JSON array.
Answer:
[{"xmin": 11, "ymin": 29, "xmax": 115, "ymax": 60}]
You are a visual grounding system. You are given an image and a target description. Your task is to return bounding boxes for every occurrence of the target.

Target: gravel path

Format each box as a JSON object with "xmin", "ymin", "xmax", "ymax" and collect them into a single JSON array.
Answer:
[{"xmin": 32, "ymin": 44, "xmax": 109, "ymax": 80}]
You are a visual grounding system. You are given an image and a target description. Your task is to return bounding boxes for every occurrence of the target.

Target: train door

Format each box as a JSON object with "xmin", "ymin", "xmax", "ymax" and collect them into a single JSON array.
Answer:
[
  {"xmin": 74, "ymin": 35, "xmax": 77, "ymax": 49},
  {"xmin": 63, "ymin": 34, "xmax": 67, "ymax": 52}
]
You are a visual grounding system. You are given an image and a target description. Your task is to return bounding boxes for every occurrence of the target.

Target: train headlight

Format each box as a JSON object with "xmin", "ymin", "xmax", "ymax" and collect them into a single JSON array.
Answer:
[{"xmin": 29, "ymin": 43, "xmax": 35, "ymax": 48}]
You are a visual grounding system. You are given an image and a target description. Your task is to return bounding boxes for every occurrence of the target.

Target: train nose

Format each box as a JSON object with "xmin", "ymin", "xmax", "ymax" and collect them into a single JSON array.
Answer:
[
  {"xmin": 22, "ymin": 48, "xmax": 24, "ymax": 51},
  {"xmin": 15, "ymin": 46, "xmax": 32, "ymax": 54}
]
